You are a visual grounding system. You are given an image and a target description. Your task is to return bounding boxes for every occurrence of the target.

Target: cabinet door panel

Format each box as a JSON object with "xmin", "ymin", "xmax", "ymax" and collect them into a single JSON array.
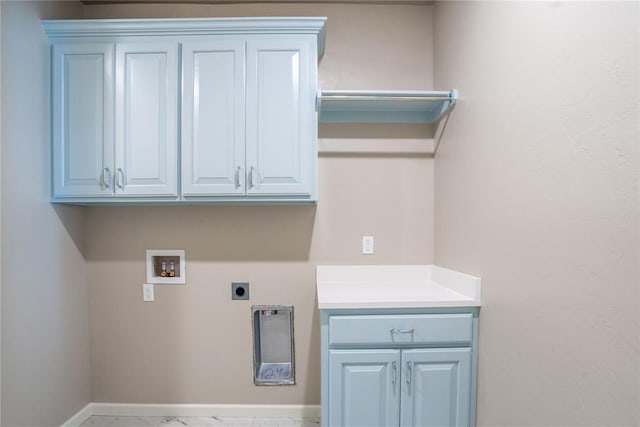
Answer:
[
  {"xmin": 182, "ymin": 40, "xmax": 246, "ymax": 196},
  {"xmin": 52, "ymin": 43, "xmax": 114, "ymax": 197},
  {"xmin": 115, "ymin": 42, "xmax": 178, "ymax": 196},
  {"xmin": 329, "ymin": 349, "xmax": 400, "ymax": 427},
  {"xmin": 246, "ymin": 37, "xmax": 316, "ymax": 197},
  {"xmin": 401, "ymin": 348, "xmax": 471, "ymax": 427}
]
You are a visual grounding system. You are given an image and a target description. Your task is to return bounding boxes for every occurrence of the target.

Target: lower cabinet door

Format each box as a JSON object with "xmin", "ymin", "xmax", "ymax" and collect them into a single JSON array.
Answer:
[
  {"xmin": 400, "ymin": 348, "xmax": 472, "ymax": 427},
  {"xmin": 329, "ymin": 349, "xmax": 401, "ymax": 427}
]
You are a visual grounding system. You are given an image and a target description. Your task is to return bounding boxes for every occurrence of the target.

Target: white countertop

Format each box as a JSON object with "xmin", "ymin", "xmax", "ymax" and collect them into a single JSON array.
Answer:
[{"xmin": 316, "ymin": 265, "xmax": 481, "ymax": 309}]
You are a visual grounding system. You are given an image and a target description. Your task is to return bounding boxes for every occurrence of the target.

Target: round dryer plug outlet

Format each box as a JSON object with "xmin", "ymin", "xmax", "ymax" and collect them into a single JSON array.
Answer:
[{"xmin": 232, "ymin": 282, "xmax": 250, "ymax": 300}]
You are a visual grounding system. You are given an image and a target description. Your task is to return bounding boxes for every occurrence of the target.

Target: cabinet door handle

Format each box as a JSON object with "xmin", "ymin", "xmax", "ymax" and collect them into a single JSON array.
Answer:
[
  {"xmin": 234, "ymin": 166, "xmax": 241, "ymax": 189},
  {"xmin": 390, "ymin": 328, "xmax": 414, "ymax": 334},
  {"xmin": 391, "ymin": 361, "xmax": 397, "ymax": 389},
  {"xmin": 116, "ymin": 168, "xmax": 125, "ymax": 190},
  {"xmin": 248, "ymin": 166, "xmax": 255, "ymax": 190},
  {"xmin": 102, "ymin": 168, "xmax": 111, "ymax": 190},
  {"xmin": 406, "ymin": 361, "xmax": 413, "ymax": 389}
]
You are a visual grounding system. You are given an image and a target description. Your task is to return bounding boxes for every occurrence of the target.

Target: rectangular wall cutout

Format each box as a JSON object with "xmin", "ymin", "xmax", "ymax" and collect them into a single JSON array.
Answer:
[
  {"xmin": 252, "ymin": 305, "xmax": 295, "ymax": 385},
  {"xmin": 146, "ymin": 249, "xmax": 186, "ymax": 284}
]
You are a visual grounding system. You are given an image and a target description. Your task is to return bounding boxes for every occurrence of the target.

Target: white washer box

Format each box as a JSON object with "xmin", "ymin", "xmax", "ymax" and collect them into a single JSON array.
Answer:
[{"xmin": 146, "ymin": 249, "xmax": 186, "ymax": 284}]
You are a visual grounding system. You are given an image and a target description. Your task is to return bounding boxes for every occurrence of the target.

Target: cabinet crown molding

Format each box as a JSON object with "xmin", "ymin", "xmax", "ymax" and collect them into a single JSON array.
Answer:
[{"xmin": 42, "ymin": 17, "xmax": 327, "ymax": 58}]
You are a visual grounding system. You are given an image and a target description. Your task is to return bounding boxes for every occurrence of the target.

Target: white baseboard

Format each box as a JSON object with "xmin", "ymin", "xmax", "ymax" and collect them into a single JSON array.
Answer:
[
  {"xmin": 90, "ymin": 403, "xmax": 320, "ymax": 418},
  {"xmin": 62, "ymin": 403, "xmax": 320, "ymax": 426},
  {"xmin": 60, "ymin": 403, "xmax": 92, "ymax": 427}
]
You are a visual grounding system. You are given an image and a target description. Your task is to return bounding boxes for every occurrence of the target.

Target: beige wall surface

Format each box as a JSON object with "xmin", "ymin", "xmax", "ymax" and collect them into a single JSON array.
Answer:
[
  {"xmin": 434, "ymin": 1, "xmax": 639, "ymax": 425},
  {"xmin": 0, "ymin": 1, "xmax": 90, "ymax": 426},
  {"xmin": 84, "ymin": 4, "xmax": 434, "ymax": 404},
  {"xmin": 82, "ymin": 2, "xmax": 434, "ymax": 91}
]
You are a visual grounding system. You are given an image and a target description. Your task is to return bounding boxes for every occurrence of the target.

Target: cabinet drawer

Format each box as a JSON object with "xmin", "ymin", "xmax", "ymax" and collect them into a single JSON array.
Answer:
[{"xmin": 329, "ymin": 313, "xmax": 473, "ymax": 346}]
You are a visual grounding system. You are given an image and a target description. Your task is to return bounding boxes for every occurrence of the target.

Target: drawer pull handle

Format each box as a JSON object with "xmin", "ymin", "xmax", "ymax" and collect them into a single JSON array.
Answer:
[{"xmin": 390, "ymin": 328, "xmax": 414, "ymax": 334}]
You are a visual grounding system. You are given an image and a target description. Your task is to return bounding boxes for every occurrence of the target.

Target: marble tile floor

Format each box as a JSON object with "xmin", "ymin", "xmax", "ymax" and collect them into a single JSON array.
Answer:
[{"xmin": 80, "ymin": 416, "xmax": 321, "ymax": 427}]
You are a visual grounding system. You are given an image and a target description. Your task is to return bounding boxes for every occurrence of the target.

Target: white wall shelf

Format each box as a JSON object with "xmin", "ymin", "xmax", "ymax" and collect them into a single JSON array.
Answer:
[{"xmin": 316, "ymin": 89, "xmax": 457, "ymax": 124}]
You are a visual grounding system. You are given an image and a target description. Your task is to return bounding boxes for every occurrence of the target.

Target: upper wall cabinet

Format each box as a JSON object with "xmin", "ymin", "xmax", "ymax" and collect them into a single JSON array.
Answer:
[
  {"xmin": 44, "ymin": 18, "xmax": 326, "ymax": 205},
  {"xmin": 115, "ymin": 42, "xmax": 179, "ymax": 197},
  {"xmin": 51, "ymin": 38, "xmax": 182, "ymax": 200},
  {"xmin": 181, "ymin": 36, "xmax": 315, "ymax": 200},
  {"xmin": 51, "ymin": 43, "xmax": 114, "ymax": 198},
  {"xmin": 181, "ymin": 39, "xmax": 245, "ymax": 197}
]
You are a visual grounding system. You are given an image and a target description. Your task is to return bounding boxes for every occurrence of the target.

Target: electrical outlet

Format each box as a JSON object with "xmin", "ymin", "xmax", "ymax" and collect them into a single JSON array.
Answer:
[
  {"xmin": 362, "ymin": 235, "xmax": 374, "ymax": 255},
  {"xmin": 232, "ymin": 282, "xmax": 250, "ymax": 300},
  {"xmin": 143, "ymin": 283, "xmax": 154, "ymax": 302}
]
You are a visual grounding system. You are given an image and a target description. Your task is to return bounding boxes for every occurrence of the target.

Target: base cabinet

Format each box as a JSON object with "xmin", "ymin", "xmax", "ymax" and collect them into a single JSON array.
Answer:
[
  {"xmin": 329, "ymin": 350, "xmax": 400, "ymax": 427},
  {"xmin": 329, "ymin": 348, "xmax": 471, "ymax": 427},
  {"xmin": 321, "ymin": 309, "xmax": 478, "ymax": 427},
  {"xmin": 401, "ymin": 348, "xmax": 471, "ymax": 427}
]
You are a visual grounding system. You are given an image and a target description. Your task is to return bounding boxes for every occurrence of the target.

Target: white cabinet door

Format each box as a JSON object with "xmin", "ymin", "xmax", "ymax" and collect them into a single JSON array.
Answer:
[
  {"xmin": 51, "ymin": 43, "xmax": 114, "ymax": 197},
  {"xmin": 181, "ymin": 39, "xmax": 245, "ymax": 196},
  {"xmin": 401, "ymin": 348, "xmax": 472, "ymax": 427},
  {"xmin": 245, "ymin": 37, "xmax": 316, "ymax": 197},
  {"xmin": 115, "ymin": 42, "xmax": 178, "ymax": 197},
  {"xmin": 329, "ymin": 349, "xmax": 401, "ymax": 427}
]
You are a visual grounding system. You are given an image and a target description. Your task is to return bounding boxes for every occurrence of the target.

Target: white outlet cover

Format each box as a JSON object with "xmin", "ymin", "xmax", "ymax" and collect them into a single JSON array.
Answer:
[
  {"xmin": 362, "ymin": 236, "xmax": 374, "ymax": 255},
  {"xmin": 143, "ymin": 283, "xmax": 154, "ymax": 302}
]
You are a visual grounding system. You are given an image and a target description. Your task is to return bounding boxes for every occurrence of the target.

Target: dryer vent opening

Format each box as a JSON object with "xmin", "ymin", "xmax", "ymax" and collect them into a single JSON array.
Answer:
[{"xmin": 252, "ymin": 305, "xmax": 295, "ymax": 385}]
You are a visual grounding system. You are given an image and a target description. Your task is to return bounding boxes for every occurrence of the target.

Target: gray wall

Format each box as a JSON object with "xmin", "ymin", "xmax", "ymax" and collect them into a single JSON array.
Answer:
[
  {"xmin": 3, "ymin": 1, "xmax": 637, "ymax": 424},
  {"xmin": 83, "ymin": 3, "xmax": 435, "ymax": 405},
  {"xmin": 0, "ymin": 1, "xmax": 90, "ymax": 426},
  {"xmin": 433, "ymin": 2, "xmax": 639, "ymax": 425}
]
